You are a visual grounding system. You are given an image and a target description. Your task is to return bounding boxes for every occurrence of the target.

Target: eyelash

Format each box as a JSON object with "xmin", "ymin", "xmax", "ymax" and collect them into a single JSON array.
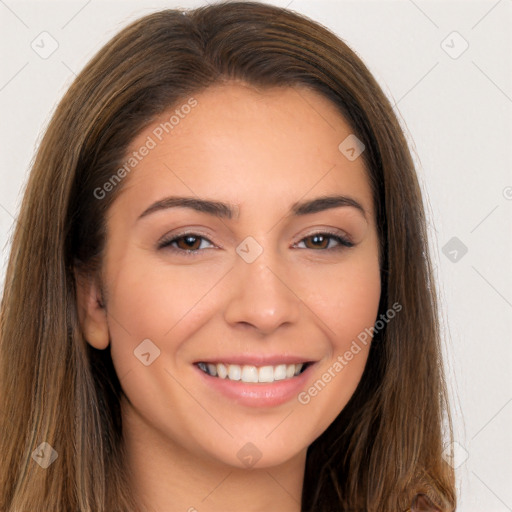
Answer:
[{"xmin": 157, "ymin": 230, "xmax": 354, "ymax": 256}]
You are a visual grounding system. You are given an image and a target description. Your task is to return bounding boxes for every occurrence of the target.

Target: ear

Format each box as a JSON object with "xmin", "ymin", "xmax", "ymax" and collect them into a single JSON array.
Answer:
[{"xmin": 75, "ymin": 270, "xmax": 109, "ymax": 350}]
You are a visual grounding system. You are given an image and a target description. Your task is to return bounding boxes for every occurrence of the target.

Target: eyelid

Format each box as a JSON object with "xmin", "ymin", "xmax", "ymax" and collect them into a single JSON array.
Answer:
[
  {"xmin": 159, "ymin": 227, "xmax": 212, "ymax": 238},
  {"xmin": 157, "ymin": 227, "xmax": 217, "ymax": 248},
  {"xmin": 157, "ymin": 227, "xmax": 354, "ymax": 255},
  {"xmin": 293, "ymin": 227, "xmax": 353, "ymax": 247}
]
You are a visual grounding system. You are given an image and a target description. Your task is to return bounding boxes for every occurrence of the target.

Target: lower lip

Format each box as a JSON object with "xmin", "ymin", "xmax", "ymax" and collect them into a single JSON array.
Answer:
[{"xmin": 195, "ymin": 364, "xmax": 314, "ymax": 408}]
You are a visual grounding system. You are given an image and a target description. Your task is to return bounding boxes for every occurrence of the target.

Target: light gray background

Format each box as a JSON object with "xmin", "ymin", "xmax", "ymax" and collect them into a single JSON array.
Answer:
[{"xmin": 1, "ymin": 0, "xmax": 511, "ymax": 510}]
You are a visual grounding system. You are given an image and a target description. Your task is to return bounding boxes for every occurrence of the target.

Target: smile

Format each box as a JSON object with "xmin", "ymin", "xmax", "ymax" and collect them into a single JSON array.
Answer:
[{"xmin": 197, "ymin": 362, "xmax": 308, "ymax": 383}]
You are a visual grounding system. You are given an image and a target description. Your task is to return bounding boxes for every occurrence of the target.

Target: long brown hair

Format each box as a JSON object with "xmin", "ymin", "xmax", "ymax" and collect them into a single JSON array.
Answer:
[{"xmin": 0, "ymin": 2, "xmax": 456, "ymax": 510}]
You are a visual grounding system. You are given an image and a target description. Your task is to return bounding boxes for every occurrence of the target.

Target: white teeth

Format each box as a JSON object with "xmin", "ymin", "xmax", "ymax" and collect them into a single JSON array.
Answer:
[
  {"xmin": 228, "ymin": 364, "xmax": 241, "ymax": 381},
  {"xmin": 217, "ymin": 363, "xmax": 228, "ymax": 379},
  {"xmin": 241, "ymin": 365, "xmax": 259, "ymax": 382},
  {"xmin": 273, "ymin": 364, "xmax": 287, "ymax": 381},
  {"xmin": 198, "ymin": 362, "xmax": 307, "ymax": 382},
  {"xmin": 286, "ymin": 364, "xmax": 296, "ymax": 378},
  {"xmin": 258, "ymin": 366, "xmax": 274, "ymax": 382}
]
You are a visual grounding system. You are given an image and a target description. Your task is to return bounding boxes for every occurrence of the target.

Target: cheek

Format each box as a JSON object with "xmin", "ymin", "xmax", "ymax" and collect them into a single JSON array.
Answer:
[
  {"xmin": 103, "ymin": 249, "xmax": 227, "ymax": 377},
  {"xmin": 107, "ymin": 246, "xmax": 224, "ymax": 332},
  {"xmin": 293, "ymin": 252, "xmax": 381, "ymax": 434},
  {"xmin": 298, "ymin": 252, "xmax": 381, "ymax": 346}
]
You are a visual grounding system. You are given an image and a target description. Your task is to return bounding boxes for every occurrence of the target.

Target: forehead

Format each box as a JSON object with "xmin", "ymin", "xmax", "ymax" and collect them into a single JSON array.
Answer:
[{"xmin": 113, "ymin": 82, "xmax": 374, "ymax": 223}]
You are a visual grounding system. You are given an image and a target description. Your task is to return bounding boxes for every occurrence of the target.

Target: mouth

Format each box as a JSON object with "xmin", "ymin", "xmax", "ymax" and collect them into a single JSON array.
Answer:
[{"xmin": 196, "ymin": 361, "xmax": 310, "ymax": 383}]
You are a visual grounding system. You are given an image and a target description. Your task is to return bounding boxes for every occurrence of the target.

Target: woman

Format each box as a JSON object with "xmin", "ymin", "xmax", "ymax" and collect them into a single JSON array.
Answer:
[{"xmin": 0, "ymin": 2, "xmax": 456, "ymax": 511}]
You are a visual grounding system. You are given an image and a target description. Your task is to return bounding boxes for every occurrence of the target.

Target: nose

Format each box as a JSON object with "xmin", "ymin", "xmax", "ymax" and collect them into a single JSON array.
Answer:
[{"xmin": 223, "ymin": 248, "xmax": 302, "ymax": 335}]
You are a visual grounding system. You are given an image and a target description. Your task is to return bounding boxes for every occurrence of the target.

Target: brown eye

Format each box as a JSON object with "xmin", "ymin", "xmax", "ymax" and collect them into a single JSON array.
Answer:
[
  {"xmin": 297, "ymin": 232, "xmax": 354, "ymax": 251},
  {"xmin": 303, "ymin": 234, "xmax": 330, "ymax": 250},
  {"xmin": 174, "ymin": 235, "xmax": 202, "ymax": 251},
  {"xmin": 158, "ymin": 233, "xmax": 215, "ymax": 255}
]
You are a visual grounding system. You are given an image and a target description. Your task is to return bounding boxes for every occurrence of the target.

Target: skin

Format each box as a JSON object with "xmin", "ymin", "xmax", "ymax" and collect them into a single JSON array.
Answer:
[{"xmin": 77, "ymin": 82, "xmax": 381, "ymax": 512}]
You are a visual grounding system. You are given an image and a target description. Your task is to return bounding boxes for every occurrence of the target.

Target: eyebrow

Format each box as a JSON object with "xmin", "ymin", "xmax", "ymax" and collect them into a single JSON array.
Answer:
[{"xmin": 137, "ymin": 194, "xmax": 367, "ymax": 221}]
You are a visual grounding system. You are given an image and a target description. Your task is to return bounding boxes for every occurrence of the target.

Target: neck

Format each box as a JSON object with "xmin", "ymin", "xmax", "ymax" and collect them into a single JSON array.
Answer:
[{"xmin": 121, "ymin": 397, "xmax": 306, "ymax": 512}]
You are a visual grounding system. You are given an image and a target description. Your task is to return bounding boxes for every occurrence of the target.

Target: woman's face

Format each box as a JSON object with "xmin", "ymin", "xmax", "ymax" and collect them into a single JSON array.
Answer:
[{"xmin": 80, "ymin": 82, "xmax": 381, "ymax": 469}]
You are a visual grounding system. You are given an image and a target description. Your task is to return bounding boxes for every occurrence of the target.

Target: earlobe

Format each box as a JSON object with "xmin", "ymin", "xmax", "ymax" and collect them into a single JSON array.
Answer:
[{"xmin": 75, "ymin": 271, "xmax": 110, "ymax": 350}]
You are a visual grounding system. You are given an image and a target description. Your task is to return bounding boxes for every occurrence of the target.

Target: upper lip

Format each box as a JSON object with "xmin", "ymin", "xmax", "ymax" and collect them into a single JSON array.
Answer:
[{"xmin": 194, "ymin": 354, "xmax": 315, "ymax": 366}]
